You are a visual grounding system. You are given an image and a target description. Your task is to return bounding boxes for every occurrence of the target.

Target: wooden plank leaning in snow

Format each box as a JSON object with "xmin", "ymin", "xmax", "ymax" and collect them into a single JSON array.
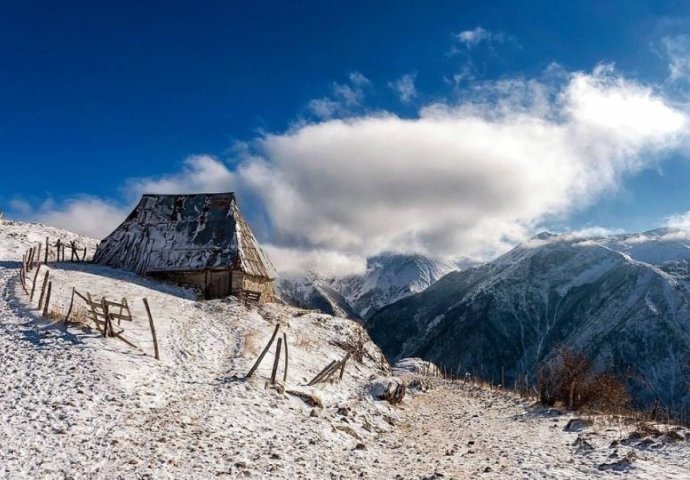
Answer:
[
  {"xmin": 270, "ymin": 337, "xmax": 283, "ymax": 384},
  {"xmin": 308, "ymin": 352, "xmax": 352, "ymax": 386},
  {"xmin": 246, "ymin": 323, "xmax": 281, "ymax": 378},
  {"xmin": 142, "ymin": 298, "xmax": 159, "ymax": 360}
]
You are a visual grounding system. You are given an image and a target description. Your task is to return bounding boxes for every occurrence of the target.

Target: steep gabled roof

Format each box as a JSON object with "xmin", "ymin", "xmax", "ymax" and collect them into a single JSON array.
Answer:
[{"xmin": 93, "ymin": 193, "xmax": 277, "ymax": 279}]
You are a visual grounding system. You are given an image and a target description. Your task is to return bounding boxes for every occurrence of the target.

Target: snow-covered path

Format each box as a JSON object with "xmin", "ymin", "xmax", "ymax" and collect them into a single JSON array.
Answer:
[
  {"xmin": 384, "ymin": 380, "xmax": 690, "ymax": 479},
  {"xmin": 0, "ymin": 263, "xmax": 131, "ymax": 478}
]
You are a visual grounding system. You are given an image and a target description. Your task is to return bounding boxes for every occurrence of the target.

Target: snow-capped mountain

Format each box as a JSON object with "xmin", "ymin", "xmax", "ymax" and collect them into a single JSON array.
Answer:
[
  {"xmin": 277, "ymin": 253, "xmax": 460, "ymax": 320},
  {"xmin": 368, "ymin": 229, "xmax": 690, "ymax": 410}
]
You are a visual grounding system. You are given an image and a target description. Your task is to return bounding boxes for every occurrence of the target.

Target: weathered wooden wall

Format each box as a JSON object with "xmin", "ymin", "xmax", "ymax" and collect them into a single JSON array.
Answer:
[
  {"xmin": 232, "ymin": 271, "xmax": 274, "ymax": 302},
  {"xmin": 152, "ymin": 268, "xmax": 273, "ymax": 301}
]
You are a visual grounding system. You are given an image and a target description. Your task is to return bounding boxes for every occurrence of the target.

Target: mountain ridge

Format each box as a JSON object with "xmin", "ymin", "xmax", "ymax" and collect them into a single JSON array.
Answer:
[{"xmin": 368, "ymin": 229, "xmax": 690, "ymax": 411}]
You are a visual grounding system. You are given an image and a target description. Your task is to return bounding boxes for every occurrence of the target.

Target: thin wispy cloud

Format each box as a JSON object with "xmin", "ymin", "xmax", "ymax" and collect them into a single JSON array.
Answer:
[
  {"xmin": 455, "ymin": 27, "xmax": 493, "ymax": 48},
  {"xmin": 389, "ymin": 73, "xmax": 417, "ymax": 103},
  {"xmin": 451, "ymin": 26, "xmax": 514, "ymax": 53},
  {"xmin": 307, "ymin": 72, "xmax": 370, "ymax": 119},
  {"xmin": 661, "ymin": 34, "xmax": 690, "ymax": 83}
]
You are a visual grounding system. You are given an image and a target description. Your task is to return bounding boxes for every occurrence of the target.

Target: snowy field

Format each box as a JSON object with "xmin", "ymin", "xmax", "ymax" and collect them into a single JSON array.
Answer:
[{"xmin": 1, "ymin": 220, "xmax": 690, "ymax": 479}]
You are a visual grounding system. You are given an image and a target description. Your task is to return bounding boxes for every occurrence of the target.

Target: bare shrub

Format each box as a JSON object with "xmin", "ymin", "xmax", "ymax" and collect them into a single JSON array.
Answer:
[
  {"xmin": 46, "ymin": 306, "xmax": 64, "ymax": 321},
  {"xmin": 68, "ymin": 307, "xmax": 90, "ymax": 326},
  {"xmin": 538, "ymin": 347, "xmax": 630, "ymax": 414}
]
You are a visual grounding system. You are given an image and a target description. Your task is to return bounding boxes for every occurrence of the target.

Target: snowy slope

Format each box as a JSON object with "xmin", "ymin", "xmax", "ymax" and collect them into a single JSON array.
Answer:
[
  {"xmin": 0, "ymin": 219, "xmax": 399, "ymax": 478},
  {"xmin": 278, "ymin": 253, "xmax": 460, "ymax": 321},
  {"xmin": 2, "ymin": 219, "xmax": 690, "ymax": 479},
  {"xmin": 369, "ymin": 229, "xmax": 690, "ymax": 411}
]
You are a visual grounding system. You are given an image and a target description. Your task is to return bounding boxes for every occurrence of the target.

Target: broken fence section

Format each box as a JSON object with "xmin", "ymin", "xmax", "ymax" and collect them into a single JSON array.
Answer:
[{"xmin": 16, "ymin": 250, "xmax": 160, "ymax": 360}]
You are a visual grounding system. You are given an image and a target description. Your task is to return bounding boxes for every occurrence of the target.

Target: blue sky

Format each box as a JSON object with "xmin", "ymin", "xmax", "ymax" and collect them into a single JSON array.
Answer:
[{"xmin": 3, "ymin": 1, "xmax": 690, "ymax": 273}]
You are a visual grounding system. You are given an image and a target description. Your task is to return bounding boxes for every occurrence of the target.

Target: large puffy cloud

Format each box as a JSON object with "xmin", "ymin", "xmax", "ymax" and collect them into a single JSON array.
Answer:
[
  {"xmin": 31, "ymin": 197, "xmax": 129, "ymax": 239},
  {"xmin": 15, "ymin": 65, "xmax": 689, "ymax": 275},
  {"xmin": 238, "ymin": 66, "xmax": 685, "ymax": 264}
]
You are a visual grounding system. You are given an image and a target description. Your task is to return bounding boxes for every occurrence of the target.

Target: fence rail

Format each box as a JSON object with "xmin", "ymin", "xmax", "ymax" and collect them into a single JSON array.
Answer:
[{"xmin": 17, "ymin": 243, "xmax": 159, "ymax": 360}]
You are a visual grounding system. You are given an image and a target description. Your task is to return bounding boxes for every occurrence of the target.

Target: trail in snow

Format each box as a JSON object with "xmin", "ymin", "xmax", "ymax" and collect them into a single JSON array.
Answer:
[
  {"xmin": 384, "ymin": 379, "xmax": 690, "ymax": 479},
  {"xmin": 2, "ymin": 220, "xmax": 690, "ymax": 479}
]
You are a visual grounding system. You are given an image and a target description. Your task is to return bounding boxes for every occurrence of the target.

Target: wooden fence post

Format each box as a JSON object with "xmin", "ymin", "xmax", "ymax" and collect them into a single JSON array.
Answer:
[
  {"xmin": 308, "ymin": 360, "xmax": 338, "ymax": 386},
  {"xmin": 36, "ymin": 243, "xmax": 41, "ymax": 268},
  {"xmin": 37, "ymin": 270, "xmax": 49, "ymax": 310},
  {"xmin": 64, "ymin": 287, "xmax": 75, "ymax": 324},
  {"xmin": 142, "ymin": 298, "xmax": 159, "ymax": 360},
  {"xmin": 339, "ymin": 352, "xmax": 351, "ymax": 381},
  {"xmin": 246, "ymin": 323, "xmax": 280, "ymax": 378},
  {"xmin": 44, "ymin": 237, "xmax": 49, "ymax": 263},
  {"xmin": 82, "ymin": 246, "xmax": 87, "ymax": 262},
  {"xmin": 19, "ymin": 265, "xmax": 28, "ymax": 295},
  {"xmin": 55, "ymin": 240, "xmax": 60, "ymax": 262},
  {"xmin": 70, "ymin": 241, "xmax": 75, "ymax": 262},
  {"xmin": 86, "ymin": 292, "xmax": 102, "ymax": 334},
  {"xmin": 100, "ymin": 297, "xmax": 110, "ymax": 338},
  {"xmin": 271, "ymin": 338, "xmax": 282, "ymax": 384},
  {"xmin": 29, "ymin": 264, "xmax": 41, "ymax": 301},
  {"xmin": 42, "ymin": 281, "xmax": 52, "ymax": 317},
  {"xmin": 282, "ymin": 332, "xmax": 289, "ymax": 383}
]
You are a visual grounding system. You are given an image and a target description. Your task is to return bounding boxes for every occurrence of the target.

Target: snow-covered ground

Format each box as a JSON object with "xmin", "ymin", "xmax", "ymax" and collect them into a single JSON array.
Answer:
[{"xmin": 2, "ymin": 219, "xmax": 690, "ymax": 479}]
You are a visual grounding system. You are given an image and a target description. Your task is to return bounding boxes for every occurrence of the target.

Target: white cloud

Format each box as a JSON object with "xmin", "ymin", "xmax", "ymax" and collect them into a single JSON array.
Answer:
[
  {"xmin": 456, "ymin": 27, "xmax": 492, "ymax": 48},
  {"xmin": 125, "ymin": 155, "xmax": 237, "ymax": 199},
  {"xmin": 32, "ymin": 197, "xmax": 128, "ymax": 239},
  {"xmin": 262, "ymin": 245, "xmax": 366, "ymax": 277},
  {"xmin": 453, "ymin": 27, "xmax": 512, "ymax": 53},
  {"xmin": 662, "ymin": 35, "xmax": 690, "ymax": 82},
  {"xmin": 348, "ymin": 71, "xmax": 370, "ymax": 86},
  {"xmin": 243, "ymin": 65, "xmax": 685, "ymax": 266},
  {"xmin": 8, "ymin": 198, "xmax": 32, "ymax": 216},
  {"xmin": 307, "ymin": 74, "xmax": 370, "ymax": 119},
  {"xmin": 16, "ymin": 65, "xmax": 689, "ymax": 276},
  {"xmin": 389, "ymin": 73, "xmax": 417, "ymax": 103},
  {"xmin": 664, "ymin": 210, "xmax": 690, "ymax": 230}
]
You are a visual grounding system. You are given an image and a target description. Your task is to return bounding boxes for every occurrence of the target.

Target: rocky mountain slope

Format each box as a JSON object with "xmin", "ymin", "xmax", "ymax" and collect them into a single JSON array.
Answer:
[
  {"xmin": 368, "ymin": 229, "xmax": 690, "ymax": 411},
  {"xmin": 277, "ymin": 253, "xmax": 459, "ymax": 320}
]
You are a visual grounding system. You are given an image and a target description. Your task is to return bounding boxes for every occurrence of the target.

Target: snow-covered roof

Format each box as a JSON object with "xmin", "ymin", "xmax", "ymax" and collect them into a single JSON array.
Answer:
[{"xmin": 93, "ymin": 193, "xmax": 277, "ymax": 279}]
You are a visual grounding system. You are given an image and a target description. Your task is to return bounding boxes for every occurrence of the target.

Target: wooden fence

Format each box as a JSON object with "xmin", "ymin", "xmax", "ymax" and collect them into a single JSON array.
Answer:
[{"xmin": 17, "ymin": 244, "xmax": 159, "ymax": 360}]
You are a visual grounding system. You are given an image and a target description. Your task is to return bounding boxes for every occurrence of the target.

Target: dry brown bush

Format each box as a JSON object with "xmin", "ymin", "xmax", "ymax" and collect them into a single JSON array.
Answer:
[
  {"xmin": 538, "ymin": 347, "xmax": 630, "ymax": 414},
  {"xmin": 46, "ymin": 306, "xmax": 64, "ymax": 321}
]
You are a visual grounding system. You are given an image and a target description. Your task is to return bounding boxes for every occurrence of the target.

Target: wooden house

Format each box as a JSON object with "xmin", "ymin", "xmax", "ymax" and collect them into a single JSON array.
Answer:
[{"xmin": 93, "ymin": 193, "xmax": 277, "ymax": 301}]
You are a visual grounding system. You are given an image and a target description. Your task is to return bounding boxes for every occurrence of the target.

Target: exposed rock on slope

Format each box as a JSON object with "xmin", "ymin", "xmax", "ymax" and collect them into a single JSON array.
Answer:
[{"xmin": 368, "ymin": 229, "xmax": 690, "ymax": 411}]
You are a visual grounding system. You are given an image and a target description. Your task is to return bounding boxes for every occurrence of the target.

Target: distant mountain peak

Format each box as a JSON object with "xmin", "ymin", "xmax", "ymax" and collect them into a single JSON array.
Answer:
[
  {"xmin": 531, "ymin": 231, "xmax": 557, "ymax": 241},
  {"xmin": 277, "ymin": 252, "xmax": 460, "ymax": 321}
]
